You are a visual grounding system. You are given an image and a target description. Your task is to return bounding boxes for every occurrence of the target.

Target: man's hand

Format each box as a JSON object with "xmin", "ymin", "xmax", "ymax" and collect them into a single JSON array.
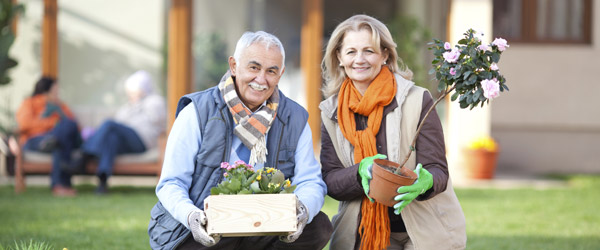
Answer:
[
  {"xmin": 358, "ymin": 154, "xmax": 387, "ymax": 202},
  {"xmin": 188, "ymin": 209, "xmax": 220, "ymax": 247},
  {"xmin": 280, "ymin": 199, "xmax": 308, "ymax": 243},
  {"xmin": 393, "ymin": 163, "xmax": 433, "ymax": 214}
]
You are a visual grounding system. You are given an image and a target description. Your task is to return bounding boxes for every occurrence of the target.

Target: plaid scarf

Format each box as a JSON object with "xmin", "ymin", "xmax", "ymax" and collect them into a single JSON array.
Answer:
[{"xmin": 219, "ymin": 72, "xmax": 279, "ymax": 165}]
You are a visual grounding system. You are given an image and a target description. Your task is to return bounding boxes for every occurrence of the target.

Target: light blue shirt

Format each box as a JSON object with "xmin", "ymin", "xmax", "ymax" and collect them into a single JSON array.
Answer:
[{"xmin": 156, "ymin": 104, "xmax": 327, "ymax": 228}]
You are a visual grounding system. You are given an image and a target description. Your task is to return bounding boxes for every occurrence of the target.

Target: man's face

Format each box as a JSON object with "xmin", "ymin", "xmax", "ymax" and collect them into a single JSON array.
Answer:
[{"xmin": 229, "ymin": 42, "xmax": 285, "ymax": 111}]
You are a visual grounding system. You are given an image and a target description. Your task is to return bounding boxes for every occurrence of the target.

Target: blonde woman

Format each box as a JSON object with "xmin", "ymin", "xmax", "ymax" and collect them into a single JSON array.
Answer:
[{"xmin": 319, "ymin": 14, "xmax": 466, "ymax": 250}]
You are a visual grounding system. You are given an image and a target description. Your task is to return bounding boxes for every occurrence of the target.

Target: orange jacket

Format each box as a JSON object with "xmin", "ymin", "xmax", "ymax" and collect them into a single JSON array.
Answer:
[{"xmin": 16, "ymin": 94, "xmax": 76, "ymax": 145}]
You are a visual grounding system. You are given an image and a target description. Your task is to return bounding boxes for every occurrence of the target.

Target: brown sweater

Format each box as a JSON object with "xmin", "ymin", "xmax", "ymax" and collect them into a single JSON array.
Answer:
[{"xmin": 320, "ymin": 92, "xmax": 449, "ymax": 234}]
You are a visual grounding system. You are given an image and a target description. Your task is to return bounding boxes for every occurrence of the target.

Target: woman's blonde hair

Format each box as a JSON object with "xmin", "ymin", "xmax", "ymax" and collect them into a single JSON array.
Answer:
[{"xmin": 321, "ymin": 14, "xmax": 413, "ymax": 98}]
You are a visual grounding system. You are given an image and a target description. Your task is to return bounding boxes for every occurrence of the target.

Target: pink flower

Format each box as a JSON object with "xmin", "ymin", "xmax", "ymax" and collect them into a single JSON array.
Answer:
[
  {"xmin": 444, "ymin": 42, "xmax": 451, "ymax": 50},
  {"xmin": 492, "ymin": 38, "xmax": 509, "ymax": 51},
  {"xmin": 223, "ymin": 172, "xmax": 229, "ymax": 177},
  {"xmin": 473, "ymin": 29, "xmax": 485, "ymax": 41},
  {"xmin": 234, "ymin": 160, "xmax": 246, "ymax": 166},
  {"xmin": 481, "ymin": 78, "xmax": 500, "ymax": 99},
  {"xmin": 443, "ymin": 48, "xmax": 460, "ymax": 63},
  {"xmin": 449, "ymin": 67, "xmax": 457, "ymax": 76},
  {"xmin": 477, "ymin": 44, "xmax": 489, "ymax": 51},
  {"xmin": 220, "ymin": 162, "xmax": 230, "ymax": 169},
  {"xmin": 490, "ymin": 63, "xmax": 499, "ymax": 71}
]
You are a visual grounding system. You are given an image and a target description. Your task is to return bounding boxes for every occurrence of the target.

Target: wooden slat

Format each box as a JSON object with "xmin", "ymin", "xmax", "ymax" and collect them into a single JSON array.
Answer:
[{"xmin": 204, "ymin": 194, "xmax": 297, "ymax": 237}]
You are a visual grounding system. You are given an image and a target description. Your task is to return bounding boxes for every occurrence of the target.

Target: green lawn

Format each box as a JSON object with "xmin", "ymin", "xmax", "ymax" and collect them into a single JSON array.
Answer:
[{"xmin": 1, "ymin": 176, "xmax": 599, "ymax": 249}]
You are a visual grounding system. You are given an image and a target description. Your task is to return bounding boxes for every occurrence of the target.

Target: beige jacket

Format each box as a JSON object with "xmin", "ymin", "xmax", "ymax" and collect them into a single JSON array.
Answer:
[{"xmin": 319, "ymin": 75, "xmax": 466, "ymax": 250}]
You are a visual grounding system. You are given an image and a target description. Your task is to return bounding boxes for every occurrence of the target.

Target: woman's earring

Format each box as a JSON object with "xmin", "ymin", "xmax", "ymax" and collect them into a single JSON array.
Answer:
[
  {"xmin": 339, "ymin": 63, "xmax": 343, "ymax": 67},
  {"xmin": 383, "ymin": 61, "xmax": 387, "ymax": 65}
]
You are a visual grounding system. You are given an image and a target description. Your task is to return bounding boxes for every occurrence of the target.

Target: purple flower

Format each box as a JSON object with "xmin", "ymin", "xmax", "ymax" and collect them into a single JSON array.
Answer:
[
  {"xmin": 220, "ymin": 162, "xmax": 230, "ymax": 169},
  {"xmin": 443, "ymin": 48, "xmax": 461, "ymax": 63},
  {"xmin": 477, "ymin": 44, "xmax": 489, "ymax": 51},
  {"xmin": 490, "ymin": 63, "xmax": 499, "ymax": 71},
  {"xmin": 449, "ymin": 67, "xmax": 457, "ymax": 76},
  {"xmin": 444, "ymin": 42, "xmax": 451, "ymax": 50},
  {"xmin": 481, "ymin": 78, "xmax": 500, "ymax": 99},
  {"xmin": 492, "ymin": 38, "xmax": 509, "ymax": 51}
]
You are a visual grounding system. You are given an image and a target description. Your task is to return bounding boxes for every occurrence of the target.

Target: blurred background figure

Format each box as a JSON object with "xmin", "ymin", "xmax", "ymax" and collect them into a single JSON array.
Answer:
[
  {"xmin": 16, "ymin": 76, "xmax": 81, "ymax": 197},
  {"xmin": 70, "ymin": 70, "xmax": 166, "ymax": 194}
]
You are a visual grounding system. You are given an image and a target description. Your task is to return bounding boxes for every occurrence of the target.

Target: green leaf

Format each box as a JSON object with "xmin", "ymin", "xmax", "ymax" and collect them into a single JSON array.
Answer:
[
  {"xmin": 250, "ymin": 181, "xmax": 261, "ymax": 193},
  {"xmin": 260, "ymin": 174, "xmax": 269, "ymax": 190},
  {"xmin": 463, "ymin": 71, "xmax": 472, "ymax": 80},
  {"xmin": 491, "ymin": 53, "xmax": 500, "ymax": 63},
  {"xmin": 238, "ymin": 189, "xmax": 252, "ymax": 194},
  {"xmin": 272, "ymin": 171, "xmax": 285, "ymax": 186},
  {"xmin": 438, "ymin": 80, "xmax": 446, "ymax": 92},
  {"xmin": 468, "ymin": 75, "xmax": 477, "ymax": 85},
  {"xmin": 451, "ymin": 91, "xmax": 460, "ymax": 101},
  {"xmin": 460, "ymin": 101, "xmax": 469, "ymax": 109}
]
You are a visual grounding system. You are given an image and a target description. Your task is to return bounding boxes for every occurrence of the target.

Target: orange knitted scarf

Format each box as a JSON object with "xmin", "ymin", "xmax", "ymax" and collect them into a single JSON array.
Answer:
[{"xmin": 337, "ymin": 67, "xmax": 397, "ymax": 250}]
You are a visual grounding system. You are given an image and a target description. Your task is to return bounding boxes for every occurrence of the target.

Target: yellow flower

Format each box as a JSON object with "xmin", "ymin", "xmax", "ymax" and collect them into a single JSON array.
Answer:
[
  {"xmin": 256, "ymin": 175, "xmax": 262, "ymax": 181},
  {"xmin": 266, "ymin": 168, "xmax": 275, "ymax": 174},
  {"xmin": 468, "ymin": 136, "xmax": 498, "ymax": 152},
  {"xmin": 284, "ymin": 179, "xmax": 291, "ymax": 187}
]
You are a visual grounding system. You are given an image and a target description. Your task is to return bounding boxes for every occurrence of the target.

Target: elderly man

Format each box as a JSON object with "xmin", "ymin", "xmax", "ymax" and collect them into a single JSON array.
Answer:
[{"xmin": 148, "ymin": 31, "xmax": 332, "ymax": 250}]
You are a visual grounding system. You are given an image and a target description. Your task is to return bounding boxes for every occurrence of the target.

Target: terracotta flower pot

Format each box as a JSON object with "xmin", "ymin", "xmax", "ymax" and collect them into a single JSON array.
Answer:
[
  {"xmin": 369, "ymin": 159, "xmax": 417, "ymax": 207},
  {"xmin": 463, "ymin": 149, "xmax": 498, "ymax": 179}
]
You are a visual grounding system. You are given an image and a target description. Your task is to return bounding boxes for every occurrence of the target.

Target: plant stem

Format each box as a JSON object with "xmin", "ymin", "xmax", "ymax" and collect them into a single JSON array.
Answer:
[{"xmin": 394, "ymin": 85, "xmax": 457, "ymax": 174}]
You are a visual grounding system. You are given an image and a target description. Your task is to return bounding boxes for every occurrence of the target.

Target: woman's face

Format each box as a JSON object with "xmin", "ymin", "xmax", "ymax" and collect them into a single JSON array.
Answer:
[{"xmin": 337, "ymin": 29, "xmax": 388, "ymax": 90}]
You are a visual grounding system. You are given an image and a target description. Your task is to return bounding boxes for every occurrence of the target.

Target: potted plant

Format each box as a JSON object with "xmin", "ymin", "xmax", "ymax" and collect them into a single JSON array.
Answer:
[
  {"xmin": 204, "ymin": 161, "xmax": 298, "ymax": 237},
  {"xmin": 463, "ymin": 135, "xmax": 499, "ymax": 179},
  {"xmin": 370, "ymin": 29, "xmax": 509, "ymax": 206}
]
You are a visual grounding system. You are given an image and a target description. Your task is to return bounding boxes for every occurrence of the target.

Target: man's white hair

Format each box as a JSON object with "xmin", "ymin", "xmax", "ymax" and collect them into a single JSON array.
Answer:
[{"xmin": 232, "ymin": 31, "xmax": 286, "ymax": 71}]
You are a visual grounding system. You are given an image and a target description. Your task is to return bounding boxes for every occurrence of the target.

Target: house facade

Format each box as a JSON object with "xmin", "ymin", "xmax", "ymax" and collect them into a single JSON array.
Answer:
[{"xmin": 2, "ymin": 0, "xmax": 597, "ymax": 179}]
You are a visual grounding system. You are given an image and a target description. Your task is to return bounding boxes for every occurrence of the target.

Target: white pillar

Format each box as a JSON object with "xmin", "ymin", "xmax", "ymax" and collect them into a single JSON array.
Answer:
[{"xmin": 446, "ymin": 0, "xmax": 493, "ymax": 183}]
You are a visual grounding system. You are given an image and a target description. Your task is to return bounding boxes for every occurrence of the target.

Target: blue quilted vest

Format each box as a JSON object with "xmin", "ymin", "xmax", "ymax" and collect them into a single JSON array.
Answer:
[{"xmin": 148, "ymin": 86, "xmax": 308, "ymax": 250}]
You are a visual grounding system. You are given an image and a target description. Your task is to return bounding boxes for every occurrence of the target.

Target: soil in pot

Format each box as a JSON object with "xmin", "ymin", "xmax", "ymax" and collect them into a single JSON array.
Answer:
[{"xmin": 369, "ymin": 159, "xmax": 417, "ymax": 207}]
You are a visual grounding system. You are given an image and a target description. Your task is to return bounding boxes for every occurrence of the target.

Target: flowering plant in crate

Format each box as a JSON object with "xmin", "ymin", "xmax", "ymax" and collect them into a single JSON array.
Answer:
[{"xmin": 210, "ymin": 160, "xmax": 296, "ymax": 195}]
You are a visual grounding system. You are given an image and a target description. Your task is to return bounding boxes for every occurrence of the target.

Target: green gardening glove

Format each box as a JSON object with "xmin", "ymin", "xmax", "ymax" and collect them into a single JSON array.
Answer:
[
  {"xmin": 393, "ymin": 163, "xmax": 433, "ymax": 215},
  {"xmin": 358, "ymin": 154, "xmax": 387, "ymax": 202}
]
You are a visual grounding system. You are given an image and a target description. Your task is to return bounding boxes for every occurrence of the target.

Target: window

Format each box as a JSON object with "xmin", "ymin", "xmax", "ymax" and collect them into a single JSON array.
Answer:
[{"xmin": 493, "ymin": 0, "xmax": 592, "ymax": 44}]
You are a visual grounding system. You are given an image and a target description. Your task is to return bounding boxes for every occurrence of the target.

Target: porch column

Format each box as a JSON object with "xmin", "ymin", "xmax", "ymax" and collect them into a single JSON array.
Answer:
[
  {"xmin": 301, "ymin": 0, "xmax": 323, "ymax": 150},
  {"xmin": 446, "ymin": 0, "xmax": 493, "ymax": 182},
  {"xmin": 167, "ymin": 0, "xmax": 192, "ymax": 132},
  {"xmin": 42, "ymin": 0, "xmax": 57, "ymax": 78}
]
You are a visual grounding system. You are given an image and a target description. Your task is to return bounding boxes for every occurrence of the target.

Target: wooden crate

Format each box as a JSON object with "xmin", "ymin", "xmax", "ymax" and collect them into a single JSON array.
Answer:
[{"xmin": 204, "ymin": 193, "xmax": 297, "ymax": 237}]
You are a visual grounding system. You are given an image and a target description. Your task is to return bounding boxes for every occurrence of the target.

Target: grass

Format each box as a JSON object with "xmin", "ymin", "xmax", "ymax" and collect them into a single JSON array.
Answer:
[{"xmin": 1, "ymin": 176, "xmax": 599, "ymax": 249}]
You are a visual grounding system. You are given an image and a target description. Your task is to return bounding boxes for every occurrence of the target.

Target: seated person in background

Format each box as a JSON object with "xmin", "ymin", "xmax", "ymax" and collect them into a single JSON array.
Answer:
[
  {"xmin": 71, "ymin": 70, "xmax": 166, "ymax": 194},
  {"xmin": 16, "ymin": 76, "xmax": 81, "ymax": 197}
]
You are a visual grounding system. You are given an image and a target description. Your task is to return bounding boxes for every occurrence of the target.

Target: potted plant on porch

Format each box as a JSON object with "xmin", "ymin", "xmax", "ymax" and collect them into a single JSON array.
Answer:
[
  {"xmin": 369, "ymin": 29, "xmax": 510, "ymax": 206},
  {"xmin": 203, "ymin": 160, "xmax": 298, "ymax": 237},
  {"xmin": 463, "ymin": 135, "xmax": 499, "ymax": 179}
]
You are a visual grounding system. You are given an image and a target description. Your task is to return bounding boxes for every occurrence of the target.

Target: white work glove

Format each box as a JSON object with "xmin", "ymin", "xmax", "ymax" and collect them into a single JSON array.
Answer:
[
  {"xmin": 280, "ymin": 199, "xmax": 309, "ymax": 243},
  {"xmin": 188, "ymin": 209, "xmax": 220, "ymax": 247}
]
